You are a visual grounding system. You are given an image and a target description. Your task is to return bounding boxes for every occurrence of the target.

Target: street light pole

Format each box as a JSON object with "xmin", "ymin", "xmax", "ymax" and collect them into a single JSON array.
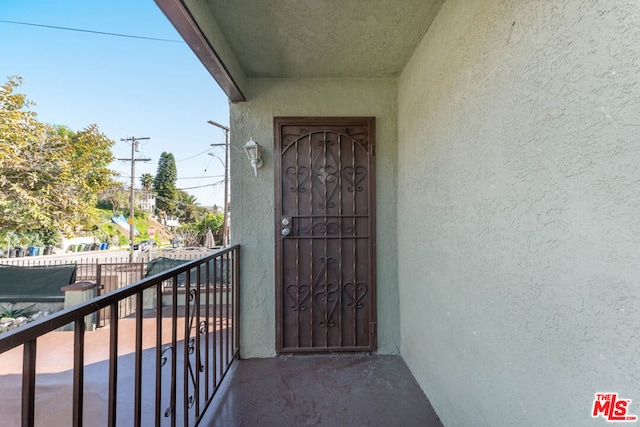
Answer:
[{"xmin": 208, "ymin": 121, "xmax": 230, "ymax": 247}]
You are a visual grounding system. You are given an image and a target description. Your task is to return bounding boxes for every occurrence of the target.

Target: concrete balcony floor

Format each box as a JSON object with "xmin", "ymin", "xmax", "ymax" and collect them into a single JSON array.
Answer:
[
  {"xmin": 200, "ymin": 354, "xmax": 442, "ymax": 427},
  {"xmin": 1, "ymin": 308, "xmax": 440, "ymax": 426}
]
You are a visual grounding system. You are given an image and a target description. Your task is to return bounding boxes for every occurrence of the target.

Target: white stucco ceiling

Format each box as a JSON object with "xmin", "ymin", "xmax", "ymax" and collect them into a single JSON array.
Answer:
[{"xmin": 205, "ymin": 0, "xmax": 445, "ymax": 78}]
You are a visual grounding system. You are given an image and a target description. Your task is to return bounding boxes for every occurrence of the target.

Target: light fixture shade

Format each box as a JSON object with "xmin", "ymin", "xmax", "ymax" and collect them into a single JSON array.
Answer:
[{"xmin": 244, "ymin": 138, "xmax": 263, "ymax": 176}]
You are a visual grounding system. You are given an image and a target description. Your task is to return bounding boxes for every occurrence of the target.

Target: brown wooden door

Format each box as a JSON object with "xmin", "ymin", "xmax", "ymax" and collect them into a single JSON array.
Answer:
[{"xmin": 275, "ymin": 117, "xmax": 376, "ymax": 353}]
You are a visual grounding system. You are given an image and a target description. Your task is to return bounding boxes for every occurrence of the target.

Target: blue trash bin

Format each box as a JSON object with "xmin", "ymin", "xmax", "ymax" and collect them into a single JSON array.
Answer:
[{"xmin": 28, "ymin": 246, "xmax": 37, "ymax": 256}]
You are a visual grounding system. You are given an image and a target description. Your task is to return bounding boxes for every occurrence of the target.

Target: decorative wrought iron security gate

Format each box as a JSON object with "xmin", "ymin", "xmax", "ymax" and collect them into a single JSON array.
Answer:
[{"xmin": 275, "ymin": 117, "xmax": 376, "ymax": 353}]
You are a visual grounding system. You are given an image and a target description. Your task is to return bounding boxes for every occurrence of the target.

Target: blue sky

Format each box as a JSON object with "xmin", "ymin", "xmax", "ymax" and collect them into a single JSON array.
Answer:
[{"xmin": 0, "ymin": 0, "xmax": 230, "ymax": 207}]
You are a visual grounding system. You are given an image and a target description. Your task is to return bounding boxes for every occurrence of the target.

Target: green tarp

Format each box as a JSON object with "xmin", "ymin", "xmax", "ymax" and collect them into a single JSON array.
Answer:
[{"xmin": 0, "ymin": 264, "xmax": 77, "ymax": 303}]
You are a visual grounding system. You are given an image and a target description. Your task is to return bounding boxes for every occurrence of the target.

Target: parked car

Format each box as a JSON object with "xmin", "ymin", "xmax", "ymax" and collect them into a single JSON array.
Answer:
[{"xmin": 133, "ymin": 240, "xmax": 157, "ymax": 252}]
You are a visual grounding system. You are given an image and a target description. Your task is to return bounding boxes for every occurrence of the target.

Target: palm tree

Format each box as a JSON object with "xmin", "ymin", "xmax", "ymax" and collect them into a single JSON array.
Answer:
[
  {"xmin": 180, "ymin": 193, "xmax": 202, "ymax": 223},
  {"xmin": 140, "ymin": 173, "xmax": 154, "ymax": 191}
]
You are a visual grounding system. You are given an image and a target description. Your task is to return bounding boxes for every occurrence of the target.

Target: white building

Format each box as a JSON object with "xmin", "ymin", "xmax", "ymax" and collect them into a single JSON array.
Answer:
[{"xmin": 135, "ymin": 191, "xmax": 156, "ymax": 213}]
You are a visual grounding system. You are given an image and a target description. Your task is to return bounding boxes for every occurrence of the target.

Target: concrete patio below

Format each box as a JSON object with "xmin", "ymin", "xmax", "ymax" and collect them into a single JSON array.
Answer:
[{"xmin": 200, "ymin": 354, "xmax": 442, "ymax": 427}]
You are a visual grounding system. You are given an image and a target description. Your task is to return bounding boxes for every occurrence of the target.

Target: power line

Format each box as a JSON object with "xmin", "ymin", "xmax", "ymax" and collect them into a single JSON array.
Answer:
[
  {"xmin": 0, "ymin": 20, "xmax": 184, "ymax": 43},
  {"xmin": 176, "ymin": 147, "xmax": 215, "ymax": 162},
  {"xmin": 176, "ymin": 175, "xmax": 224, "ymax": 180},
  {"xmin": 117, "ymin": 174, "xmax": 223, "ymax": 180},
  {"xmin": 178, "ymin": 181, "xmax": 224, "ymax": 191},
  {"xmin": 197, "ymin": 156, "xmax": 214, "ymax": 189},
  {"xmin": 154, "ymin": 184, "xmax": 224, "ymax": 204}
]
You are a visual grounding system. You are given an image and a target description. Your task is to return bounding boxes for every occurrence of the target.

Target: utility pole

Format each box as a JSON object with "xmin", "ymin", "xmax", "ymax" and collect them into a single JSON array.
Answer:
[
  {"xmin": 208, "ymin": 121, "xmax": 230, "ymax": 247},
  {"xmin": 118, "ymin": 136, "xmax": 151, "ymax": 262}
]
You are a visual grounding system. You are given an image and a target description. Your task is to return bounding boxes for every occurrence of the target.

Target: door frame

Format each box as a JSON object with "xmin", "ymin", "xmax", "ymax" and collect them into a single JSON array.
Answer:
[{"xmin": 274, "ymin": 116, "xmax": 377, "ymax": 353}]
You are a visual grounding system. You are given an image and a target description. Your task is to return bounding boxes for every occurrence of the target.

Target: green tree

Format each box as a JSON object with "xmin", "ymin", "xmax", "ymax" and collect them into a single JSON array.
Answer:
[
  {"xmin": 140, "ymin": 173, "xmax": 154, "ymax": 190},
  {"xmin": 99, "ymin": 183, "xmax": 128, "ymax": 216},
  {"xmin": 153, "ymin": 152, "xmax": 177, "ymax": 214},
  {"xmin": 176, "ymin": 190, "xmax": 201, "ymax": 223},
  {"xmin": 0, "ymin": 77, "xmax": 117, "ymax": 236},
  {"xmin": 175, "ymin": 222, "xmax": 200, "ymax": 247},
  {"xmin": 65, "ymin": 124, "xmax": 118, "ymax": 227},
  {"xmin": 199, "ymin": 212, "xmax": 224, "ymax": 235}
]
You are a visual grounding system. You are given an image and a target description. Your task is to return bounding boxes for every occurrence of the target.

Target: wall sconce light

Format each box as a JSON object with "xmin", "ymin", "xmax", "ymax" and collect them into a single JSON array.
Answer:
[{"xmin": 244, "ymin": 138, "xmax": 263, "ymax": 176}]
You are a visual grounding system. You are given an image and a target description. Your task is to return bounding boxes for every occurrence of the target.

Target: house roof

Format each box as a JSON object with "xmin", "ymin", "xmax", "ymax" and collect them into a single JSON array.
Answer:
[{"xmin": 155, "ymin": 0, "xmax": 444, "ymax": 102}]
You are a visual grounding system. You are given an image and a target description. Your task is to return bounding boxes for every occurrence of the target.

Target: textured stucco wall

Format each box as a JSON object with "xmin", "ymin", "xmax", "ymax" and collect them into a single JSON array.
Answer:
[
  {"xmin": 230, "ymin": 78, "xmax": 399, "ymax": 358},
  {"xmin": 398, "ymin": 1, "xmax": 640, "ymax": 426}
]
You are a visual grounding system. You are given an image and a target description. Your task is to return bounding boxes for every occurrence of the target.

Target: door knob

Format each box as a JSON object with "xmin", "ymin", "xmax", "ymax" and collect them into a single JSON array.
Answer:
[{"xmin": 281, "ymin": 227, "xmax": 291, "ymax": 236}]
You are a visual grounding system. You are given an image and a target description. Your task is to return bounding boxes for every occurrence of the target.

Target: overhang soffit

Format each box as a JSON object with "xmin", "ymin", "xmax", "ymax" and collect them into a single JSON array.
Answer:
[{"xmin": 205, "ymin": 0, "xmax": 445, "ymax": 79}]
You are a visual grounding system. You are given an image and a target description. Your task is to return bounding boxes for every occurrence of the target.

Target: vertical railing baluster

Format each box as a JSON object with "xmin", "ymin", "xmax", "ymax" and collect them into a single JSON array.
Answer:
[
  {"xmin": 225, "ymin": 252, "xmax": 230, "ymax": 368},
  {"xmin": 222, "ymin": 253, "xmax": 226, "ymax": 370},
  {"xmin": 230, "ymin": 252, "xmax": 234, "ymax": 356},
  {"xmin": 134, "ymin": 292, "xmax": 143, "ymax": 426},
  {"xmin": 234, "ymin": 248, "xmax": 240, "ymax": 356},
  {"xmin": 183, "ymin": 268, "xmax": 191, "ymax": 426},
  {"xmin": 213, "ymin": 255, "xmax": 218, "ymax": 386},
  {"xmin": 229, "ymin": 252, "xmax": 236, "ymax": 358},
  {"xmin": 96, "ymin": 264, "xmax": 102, "ymax": 327},
  {"xmin": 108, "ymin": 303, "xmax": 119, "ymax": 426},
  {"xmin": 204, "ymin": 257, "xmax": 211, "ymax": 401},
  {"xmin": 155, "ymin": 282, "xmax": 163, "ymax": 427},
  {"xmin": 170, "ymin": 275, "xmax": 178, "ymax": 427},
  {"xmin": 195, "ymin": 261, "xmax": 201, "ymax": 417},
  {"xmin": 22, "ymin": 339, "xmax": 36, "ymax": 427},
  {"xmin": 217, "ymin": 256, "xmax": 222, "ymax": 383},
  {"xmin": 73, "ymin": 319, "xmax": 85, "ymax": 427}
]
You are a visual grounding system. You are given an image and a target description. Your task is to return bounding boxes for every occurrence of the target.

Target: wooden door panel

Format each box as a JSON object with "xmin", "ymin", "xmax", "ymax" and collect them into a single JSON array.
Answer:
[{"xmin": 275, "ymin": 117, "xmax": 376, "ymax": 353}]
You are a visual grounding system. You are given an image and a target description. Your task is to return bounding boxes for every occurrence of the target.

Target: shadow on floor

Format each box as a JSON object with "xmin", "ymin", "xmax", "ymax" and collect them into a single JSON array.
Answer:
[{"xmin": 200, "ymin": 354, "xmax": 442, "ymax": 427}]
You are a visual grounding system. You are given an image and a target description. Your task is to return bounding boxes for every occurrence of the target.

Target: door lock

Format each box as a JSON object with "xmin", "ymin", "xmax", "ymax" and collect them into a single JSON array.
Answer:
[{"xmin": 281, "ymin": 217, "xmax": 292, "ymax": 236}]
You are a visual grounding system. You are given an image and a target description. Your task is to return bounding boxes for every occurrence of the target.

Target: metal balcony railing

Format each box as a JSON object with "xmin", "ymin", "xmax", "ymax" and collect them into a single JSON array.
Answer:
[{"xmin": 0, "ymin": 245, "xmax": 240, "ymax": 427}]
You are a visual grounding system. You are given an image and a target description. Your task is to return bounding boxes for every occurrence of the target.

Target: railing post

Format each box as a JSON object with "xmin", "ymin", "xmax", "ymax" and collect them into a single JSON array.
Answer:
[
  {"xmin": 108, "ymin": 304, "xmax": 118, "ymax": 426},
  {"xmin": 195, "ymin": 263, "xmax": 201, "ymax": 418},
  {"xmin": 170, "ymin": 274, "xmax": 178, "ymax": 426},
  {"xmin": 73, "ymin": 318, "xmax": 85, "ymax": 427},
  {"xmin": 234, "ymin": 247, "xmax": 240, "ymax": 357},
  {"xmin": 183, "ymin": 268, "xmax": 191, "ymax": 426},
  {"xmin": 155, "ymin": 283, "xmax": 163, "ymax": 427},
  {"xmin": 225, "ymin": 252, "xmax": 230, "ymax": 368},
  {"xmin": 22, "ymin": 339, "xmax": 36, "ymax": 427},
  {"xmin": 134, "ymin": 292, "xmax": 143, "ymax": 427}
]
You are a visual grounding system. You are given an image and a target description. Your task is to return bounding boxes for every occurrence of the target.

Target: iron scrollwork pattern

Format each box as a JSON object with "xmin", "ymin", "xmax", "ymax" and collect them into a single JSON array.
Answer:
[
  {"xmin": 299, "ymin": 221, "xmax": 354, "ymax": 236},
  {"xmin": 285, "ymin": 166, "xmax": 310, "ymax": 193},
  {"xmin": 287, "ymin": 284, "xmax": 310, "ymax": 311},
  {"xmin": 313, "ymin": 137, "xmax": 339, "ymax": 210},
  {"xmin": 344, "ymin": 282, "xmax": 368, "ymax": 309},
  {"xmin": 312, "ymin": 257, "xmax": 338, "ymax": 328},
  {"xmin": 162, "ymin": 343, "xmax": 174, "ymax": 417},
  {"xmin": 343, "ymin": 166, "xmax": 367, "ymax": 192},
  {"xmin": 315, "ymin": 282, "xmax": 339, "ymax": 328}
]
